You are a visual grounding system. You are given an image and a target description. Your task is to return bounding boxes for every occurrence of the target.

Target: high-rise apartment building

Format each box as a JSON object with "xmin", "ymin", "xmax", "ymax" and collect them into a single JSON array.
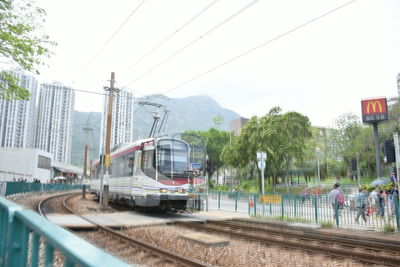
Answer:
[
  {"xmin": 36, "ymin": 83, "xmax": 75, "ymax": 163},
  {"xmin": 99, "ymin": 89, "xmax": 134, "ymax": 154},
  {"xmin": 0, "ymin": 70, "xmax": 38, "ymax": 148},
  {"xmin": 397, "ymin": 73, "xmax": 400, "ymax": 96}
]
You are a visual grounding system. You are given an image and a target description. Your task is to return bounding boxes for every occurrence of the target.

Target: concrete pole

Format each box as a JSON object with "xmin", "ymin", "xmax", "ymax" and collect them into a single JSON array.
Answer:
[
  {"xmin": 261, "ymin": 152, "xmax": 265, "ymax": 195},
  {"xmin": 373, "ymin": 123, "xmax": 382, "ymax": 178},
  {"xmin": 356, "ymin": 152, "xmax": 361, "ymax": 188},
  {"xmin": 104, "ymin": 72, "xmax": 116, "ymax": 178},
  {"xmin": 316, "ymin": 147, "xmax": 321, "ymax": 186},
  {"xmin": 393, "ymin": 132, "xmax": 400, "ymax": 194}
]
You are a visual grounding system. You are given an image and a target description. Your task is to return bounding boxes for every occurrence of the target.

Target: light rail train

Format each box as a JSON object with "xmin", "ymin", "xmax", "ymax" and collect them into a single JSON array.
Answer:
[{"xmin": 90, "ymin": 135, "xmax": 206, "ymax": 210}]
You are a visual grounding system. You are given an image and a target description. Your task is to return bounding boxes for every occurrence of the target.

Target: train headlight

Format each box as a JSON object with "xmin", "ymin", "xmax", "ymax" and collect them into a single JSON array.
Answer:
[
  {"xmin": 159, "ymin": 188, "xmax": 167, "ymax": 193},
  {"xmin": 177, "ymin": 188, "xmax": 185, "ymax": 194}
]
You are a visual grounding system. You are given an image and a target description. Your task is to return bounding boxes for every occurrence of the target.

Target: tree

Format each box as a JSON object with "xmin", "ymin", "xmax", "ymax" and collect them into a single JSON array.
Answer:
[
  {"xmin": 184, "ymin": 128, "xmax": 230, "ymax": 185},
  {"xmin": 221, "ymin": 107, "xmax": 311, "ymax": 194},
  {"xmin": 0, "ymin": 0, "xmax": 55, "ymax": 100}
]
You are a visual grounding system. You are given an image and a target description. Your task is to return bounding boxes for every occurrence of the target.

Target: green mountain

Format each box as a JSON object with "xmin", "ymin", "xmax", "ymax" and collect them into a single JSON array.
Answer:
[{"xmin": 71, "ymin": 95, "xmax": 240, "ymax": 166}]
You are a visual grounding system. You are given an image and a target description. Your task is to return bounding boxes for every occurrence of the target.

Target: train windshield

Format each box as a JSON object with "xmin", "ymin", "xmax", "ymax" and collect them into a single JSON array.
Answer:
[{"xmin": 156, "ymin": 139, "xmax": 189, "ymax": 177}]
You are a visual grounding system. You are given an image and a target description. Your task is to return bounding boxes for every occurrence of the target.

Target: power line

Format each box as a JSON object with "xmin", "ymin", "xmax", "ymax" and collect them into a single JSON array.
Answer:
[
  {"xmin": 121, "ymin": 0, "xmax": 221, "ymax": 76},
  {"xmin": 73, "ymin": 0, "xmax": 147, "ymax": 83},
  {"xmin": 162, "ymin": 0, "xmax": 356, "ymax": 95},
  {"xmin": 124, "ymin": 0, "xmax": 260, "ymax": 87}
]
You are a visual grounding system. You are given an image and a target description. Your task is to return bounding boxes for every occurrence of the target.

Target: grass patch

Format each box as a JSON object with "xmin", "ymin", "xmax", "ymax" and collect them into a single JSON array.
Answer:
[
  {"xmin": 320, "ymin": 221, "xmax": 333, "ymax": 228},
  {"xmin": 383, "ymin": 224, "xmax": 395, "ymax": 233}
]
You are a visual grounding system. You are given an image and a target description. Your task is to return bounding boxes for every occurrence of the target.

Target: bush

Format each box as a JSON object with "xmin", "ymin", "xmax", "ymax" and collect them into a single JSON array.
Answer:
[
  {"xmin": 320, "ymin": 221, "xmax": 333, "ymax": 228},
  {"xmin": 383, "ymin": 224, "xmax": 395, "ymax": 233}
]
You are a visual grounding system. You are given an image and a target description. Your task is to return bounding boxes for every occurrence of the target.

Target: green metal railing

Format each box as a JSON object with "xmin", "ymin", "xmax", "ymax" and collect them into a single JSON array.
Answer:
[
  {"xmin": 208, "ymin": 190, "xmax": 400, "ymax": 230},
  {"xmin": 0, "ymin": 196, "xmax": 130, "ymax": 267},
  {"xmin": 3, "ymin": 182, "xmax": 82, "ymax": 196}
]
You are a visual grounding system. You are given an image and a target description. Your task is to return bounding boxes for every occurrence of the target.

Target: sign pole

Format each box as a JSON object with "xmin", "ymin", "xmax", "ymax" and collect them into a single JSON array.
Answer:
[
  {"xmin": 393, "ymin": 133, "xmax": 400, "ymax": 194},
  {"xmin": 373, "ymin": 122, "xmax": 382, "ymax": 178},
  {"xmin": 361, "ymin": 98, "xmax": 388, "ymax": 179},
  {"xmin": 356, "ymin": 152, "xmax": 361, "ymax": 188},
  {"xmin": 261, "ymin": 152, "xmax": 265, "ymax": 195}
]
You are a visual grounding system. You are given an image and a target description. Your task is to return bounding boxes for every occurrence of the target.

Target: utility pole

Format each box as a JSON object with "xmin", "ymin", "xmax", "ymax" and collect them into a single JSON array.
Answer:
[
  {"xmin": 104, "ymin": 72, "xmax": 120, "ymax": 178},
  {"xmin": 83, "ymin": 144, "xmax": 88, "ymax": 180},
  {"xmin": 101, "ymin": 72, "xmax": 119, "ymax": 208}
]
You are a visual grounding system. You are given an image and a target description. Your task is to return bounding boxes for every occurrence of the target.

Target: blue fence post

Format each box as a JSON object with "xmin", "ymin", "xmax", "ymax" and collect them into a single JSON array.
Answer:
[
  {"xmin": 294, "ymin": 194, "xmax": 297, "ymax": 217},
  {"xmin": 254, "ymin": 195, "xmax": 257, "ymax": 216},
  {"xmin": 314, "ymin": 195, "xmax": 318, "ymax": 223},
  {"xmin": 235, "ymin": 192, "xmax": 238, "ymax": 211},
  {"xmin": 395, "ymin": 197, "xmax": 399, "ymax": 230},
  {"xmin": 218, "ymin": 191, "xmax": 221, "ymax": 210},
  {"xmin": 9, "ymin": 218, "xmax": 29, "ymax": 266},
  {"xmin": 206, "ymin": 194, "xmax": 208, "ymax": 212},
  {"xmin": 31, "ymin": 233, "xmax": 40, "ymax": 267},
  {"xmin": 281, "ymin": 195, "xmax": 284, "ymax": 218},
  {"xmin": 335, "ymin": 198, "xmax": 339, "ymax": 227}
]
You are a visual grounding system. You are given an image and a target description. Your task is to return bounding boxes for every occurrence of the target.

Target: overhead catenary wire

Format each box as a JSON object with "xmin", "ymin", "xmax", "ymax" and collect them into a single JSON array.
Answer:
[
  {"xmin": 121, "ymin": 0, "xmax": 221, "ymax": 76},
  {"xmin": 124, "ymin": 0, "xmax": 260, "ymax": 87},
  {"xmin": 162, "ymin": 0, "xmax": 356, "ymax": 95},
  {"xmin": 73, "ymin": 0, "xmax": 147, "ymax": 84}
]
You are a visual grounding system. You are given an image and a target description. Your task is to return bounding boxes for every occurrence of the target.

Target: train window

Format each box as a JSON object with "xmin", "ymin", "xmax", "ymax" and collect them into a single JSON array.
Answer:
[
  {"xmin": 156, "ymin": 139, "xmax": 189, "ymax": 177},
  {"xmin": 141, "ymin": 149, "xmax": 156, "ymax": 179}
]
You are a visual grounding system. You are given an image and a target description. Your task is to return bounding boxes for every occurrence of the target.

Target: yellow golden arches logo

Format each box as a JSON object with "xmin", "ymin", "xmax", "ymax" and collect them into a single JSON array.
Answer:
[{"xmin": 366, "ymin": 101, "xmax": 383, "ymax": 113}]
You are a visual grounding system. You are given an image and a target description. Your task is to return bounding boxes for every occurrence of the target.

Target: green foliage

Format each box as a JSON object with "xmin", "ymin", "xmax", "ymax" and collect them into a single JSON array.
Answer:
[
  {"xmin": 320, "ymin": 221, "xmax": 333, "ymax": 228},
  {"xmin": 0, "ymin": 0, "xmax": 55, "ymax": 100},
  {"xmin": 383, "ymin": 224, "xmax": 395, "ymax": 233},
  {"xmin": 184, "ymin": 128, "xmax": 230, "ymax": 177},
  {"xmin": 221, "ymin": 107, "xmax": 311, "ymax": 193}
]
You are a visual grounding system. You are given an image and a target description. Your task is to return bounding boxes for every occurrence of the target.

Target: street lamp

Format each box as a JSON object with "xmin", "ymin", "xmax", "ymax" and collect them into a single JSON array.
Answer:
[{"xmin": 316, "ymin": 147, "xmax": 321, "ymax": 186}]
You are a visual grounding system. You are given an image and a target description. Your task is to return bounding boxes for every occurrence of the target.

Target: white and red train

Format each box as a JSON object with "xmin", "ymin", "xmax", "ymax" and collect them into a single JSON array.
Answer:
[{"xmin": 90, "ymin": 137, "xmax": 206, "ymax": 210}]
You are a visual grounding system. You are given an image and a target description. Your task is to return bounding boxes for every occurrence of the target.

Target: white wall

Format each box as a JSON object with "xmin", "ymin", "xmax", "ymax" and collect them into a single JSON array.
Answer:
[{"xmin": 0, "ymin": 148, "xmax": 52, "ymax": 182}]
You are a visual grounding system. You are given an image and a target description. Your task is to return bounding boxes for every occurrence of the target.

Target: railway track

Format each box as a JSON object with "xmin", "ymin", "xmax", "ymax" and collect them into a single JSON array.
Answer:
[
  {"xmin": 39, "ymin": 193, "xmax": 211, "ymax": 267},
  {"xmin": 174, "ymin": 219, "xmax": 400, "ymax": 266}
]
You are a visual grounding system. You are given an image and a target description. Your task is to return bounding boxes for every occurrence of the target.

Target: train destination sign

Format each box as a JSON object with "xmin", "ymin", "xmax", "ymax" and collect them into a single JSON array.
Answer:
[{"xmin": 361, "ymin": 98, "xmax": 388, "ymax": 123}]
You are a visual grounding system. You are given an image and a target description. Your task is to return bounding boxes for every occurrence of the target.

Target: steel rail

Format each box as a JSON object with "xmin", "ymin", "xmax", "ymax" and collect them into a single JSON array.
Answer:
[
  {"xmin": 37, "ymin": 192, "xmax": 80, "ymax": 218},
  {"xmin": 174, "ymin": 220, "xmax": 400, "ymax": 266},
  {"xmin": 62, "ymin": 195, "xmax": 211, "ymax": 267},
  {"xmin": 207, "ymin": 219, "xmax": 400, "ymax": 252}
]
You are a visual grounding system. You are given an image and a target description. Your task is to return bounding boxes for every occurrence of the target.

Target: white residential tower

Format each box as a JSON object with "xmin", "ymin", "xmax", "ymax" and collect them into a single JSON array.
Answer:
[{"xmin": 36, "ymin": 83, "xmax": 75, "ymax": 163}]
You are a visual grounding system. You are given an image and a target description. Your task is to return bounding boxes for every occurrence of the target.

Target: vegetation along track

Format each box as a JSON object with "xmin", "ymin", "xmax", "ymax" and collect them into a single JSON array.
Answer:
[
  {"xmin": 174, "ymin": 219, "xmax": 400, "ymax": 266},
  {"xmin": 59, "ymin": 194, "xmax": 211, "ymax": 267}
]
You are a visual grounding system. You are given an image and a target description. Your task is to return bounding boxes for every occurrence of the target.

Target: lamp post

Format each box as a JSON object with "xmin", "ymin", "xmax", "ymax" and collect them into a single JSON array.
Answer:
[{"xmin": 316, "ymin": 147, "xmax": 321, "ymax": 186}]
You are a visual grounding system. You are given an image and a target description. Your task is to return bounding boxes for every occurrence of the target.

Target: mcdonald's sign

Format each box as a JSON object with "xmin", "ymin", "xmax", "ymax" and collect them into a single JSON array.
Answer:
[{"xmin": 361, "ymin": 98, "xmax": 388, "ymax": 123}]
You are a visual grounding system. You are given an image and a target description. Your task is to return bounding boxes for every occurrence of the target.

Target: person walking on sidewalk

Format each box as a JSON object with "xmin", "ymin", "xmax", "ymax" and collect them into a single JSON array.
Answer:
[
  {"xmin": 355, "ymin": 188, "xmax": 368, "ymax": 224},
  {"xmin": 329, "ymin": 183, "xmax": 344, "ymax": 218}
]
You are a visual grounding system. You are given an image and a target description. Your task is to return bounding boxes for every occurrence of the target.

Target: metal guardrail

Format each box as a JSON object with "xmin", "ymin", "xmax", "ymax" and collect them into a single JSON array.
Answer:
[
  {"xmin": 2, "ymin": 182, "xmax": 82, "ymax": 196},
  {"xmin": 0, "ymin": 196, "xmax": 130, "ymax": 267},
  {"xmin": 208, "ymin": 190, "xmax": 400, "ymax": 230}
]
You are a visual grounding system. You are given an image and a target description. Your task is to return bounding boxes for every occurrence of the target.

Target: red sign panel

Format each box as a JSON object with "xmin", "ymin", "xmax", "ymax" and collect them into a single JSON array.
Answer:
[{"xmin": 361, "ymin": 98, "xmax": 388, "ymax": 123}]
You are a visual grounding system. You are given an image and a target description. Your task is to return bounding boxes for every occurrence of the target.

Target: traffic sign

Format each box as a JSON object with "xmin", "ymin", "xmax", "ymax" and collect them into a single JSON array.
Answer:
[
  {"xmin": 258, "ymin": 161, "xmax": 265, "ymax": 169},
  {"xmin": 257, "ymin": 151, "xmax": 267, "ymax": 161}
]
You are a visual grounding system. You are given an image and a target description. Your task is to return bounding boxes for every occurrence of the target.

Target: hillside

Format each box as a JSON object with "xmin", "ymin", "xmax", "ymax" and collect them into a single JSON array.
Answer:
[{"xmin": 71, "ymin": 95, "xmax": 240, "ymax": 166}]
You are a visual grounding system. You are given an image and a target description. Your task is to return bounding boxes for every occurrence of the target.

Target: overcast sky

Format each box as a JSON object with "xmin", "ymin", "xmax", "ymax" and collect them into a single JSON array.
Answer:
[{"xmin": 35, "ymin": 0, "xmax": 400, "ymax": 127}]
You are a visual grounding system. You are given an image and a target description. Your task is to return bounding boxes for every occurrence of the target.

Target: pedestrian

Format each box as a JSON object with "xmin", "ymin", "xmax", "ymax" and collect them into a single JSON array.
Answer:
[
  {"xmin": 329, "ymin": 183, "xmax": 344, "ymax": 218},
  {"xmin": 377, "ymin": 189, "xmax": 385, "ymax": 217},
  {"xmin": 390, "ymin": 172, "xmax": 397, "ymax": 184},
  {"xmin": 301, "ymin": 188, "xmax": 307, "ymax": 203},
  {"xmin": 368, "ymin": 189, "xmax": 378, "ymax": 216},
  {"xmin": 388, "ymin": 184, "xmax": 399, "ymax": 216},
  {"xmin": 355, "ymin": 188, "xmax": 368, "ymax": 224}
]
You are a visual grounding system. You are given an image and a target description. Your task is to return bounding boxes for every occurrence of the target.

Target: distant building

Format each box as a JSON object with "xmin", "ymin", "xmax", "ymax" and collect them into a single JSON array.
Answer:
[
  {"xmin": 397, "ymin": 73, "xmax": 400, "ymax": 96},
  {"xmin": 99, "ymin": 89, "xmax": 134, "ymax": 154},
  {"xmin": 0, "ymin": 148, "xmax": 52, "ymax": 183},
  {"xmin": 36, "ymin": 83, "xmax": 75, "ymax": 163},
  {"xmin": 229, "ymin": 117, "xmax": 249, "ymax": 136},
  {"xmin": 0, "ymin": 70, "xmax": 38, "ymax": 148}
]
